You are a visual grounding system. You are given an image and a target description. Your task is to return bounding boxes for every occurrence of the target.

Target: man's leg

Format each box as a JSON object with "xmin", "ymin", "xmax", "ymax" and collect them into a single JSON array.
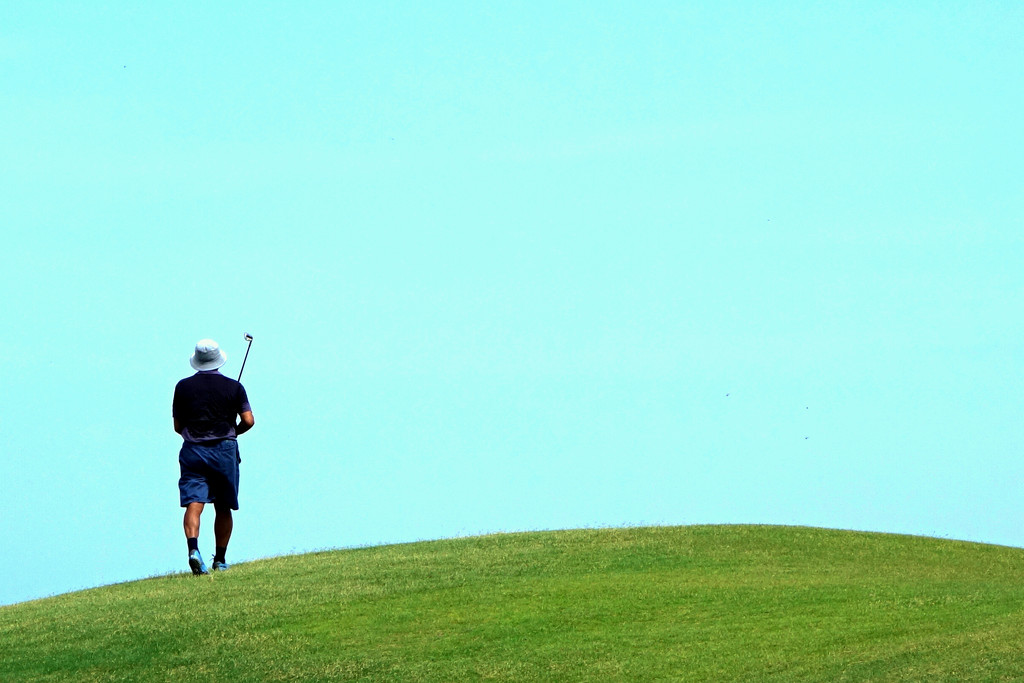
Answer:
[
  {"xmin": 183, "ymin": 502, "xmax": 205, "ymax": 538},
  {"xmin": 183, "ymin": 502, "xmax": 208, "ymax": 574},
  {"xmin": 212, "ymin": 505, "xmax": 233, "ymax": 569},
  {"xmin": 214, "ymin": 505, "xmax": 233, "ymax": 548}
]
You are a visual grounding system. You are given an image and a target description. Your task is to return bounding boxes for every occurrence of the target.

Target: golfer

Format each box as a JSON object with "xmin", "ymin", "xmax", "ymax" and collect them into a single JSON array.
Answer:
[{"xmin": 173, "ymin": 339, "xmax": 255, "ymax": 575}]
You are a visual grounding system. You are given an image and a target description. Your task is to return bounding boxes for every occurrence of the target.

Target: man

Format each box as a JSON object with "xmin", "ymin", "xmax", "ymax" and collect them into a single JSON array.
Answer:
[{"xmin": 173, "ymin": 339, "xmax": 255, "ymax": 575}]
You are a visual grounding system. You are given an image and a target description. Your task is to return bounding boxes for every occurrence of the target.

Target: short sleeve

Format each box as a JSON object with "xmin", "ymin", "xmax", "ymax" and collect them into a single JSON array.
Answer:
[
  {"xmin": 172, "ymin": 381, "xmax": 183, "ymax": 418},
  {"xmin": 238, "ymin": 382, "xmax": 251, "ymax": 414}
]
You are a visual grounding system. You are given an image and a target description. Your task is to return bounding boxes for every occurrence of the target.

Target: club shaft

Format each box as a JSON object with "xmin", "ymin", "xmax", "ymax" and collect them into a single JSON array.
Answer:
[{"xmin": 238, "ymin": 338, "xmax": 253, "ymax": 381}]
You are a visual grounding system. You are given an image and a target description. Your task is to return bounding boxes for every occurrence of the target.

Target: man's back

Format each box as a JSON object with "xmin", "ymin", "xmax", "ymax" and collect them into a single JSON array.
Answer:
[{"xmin": 173, "ymin": 371, "xmax": 250, "ymax": 443}]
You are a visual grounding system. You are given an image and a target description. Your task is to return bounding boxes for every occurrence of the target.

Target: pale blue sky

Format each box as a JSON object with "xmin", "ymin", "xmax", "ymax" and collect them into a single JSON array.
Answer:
[{"xmin": 2, "ymin": 2, "xmax": 1022, "ymax": 606}]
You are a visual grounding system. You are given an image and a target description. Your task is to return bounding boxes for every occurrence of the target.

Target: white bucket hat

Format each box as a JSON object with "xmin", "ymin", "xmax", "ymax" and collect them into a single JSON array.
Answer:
[{"xmin": 190, "ymin": 339, "xmax": 227, "ymax": 371}]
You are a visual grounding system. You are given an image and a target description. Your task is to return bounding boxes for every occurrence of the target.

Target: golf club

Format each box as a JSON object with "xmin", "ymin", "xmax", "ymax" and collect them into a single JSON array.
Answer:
[{"xmin": 238, "ymin": 333, "xmax": 253, "ymax": 381}]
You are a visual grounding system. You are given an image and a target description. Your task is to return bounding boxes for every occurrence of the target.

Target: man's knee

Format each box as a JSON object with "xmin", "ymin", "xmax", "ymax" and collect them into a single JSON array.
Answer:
[{"xmin": 213, "ymin": 503, "xmax": 233, "ymax": 517}]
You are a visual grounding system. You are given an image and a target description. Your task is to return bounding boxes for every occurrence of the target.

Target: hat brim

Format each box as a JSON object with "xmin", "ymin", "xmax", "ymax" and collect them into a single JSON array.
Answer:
[{"xmin": 190, "ymin": 350, "xmax": 227, "ymax": 371}]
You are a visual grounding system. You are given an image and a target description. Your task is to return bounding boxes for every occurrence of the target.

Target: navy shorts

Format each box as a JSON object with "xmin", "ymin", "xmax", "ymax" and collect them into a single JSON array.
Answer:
[{"xmin": 178, "ymin": 440, "xmax": 241, "ymax": 510}]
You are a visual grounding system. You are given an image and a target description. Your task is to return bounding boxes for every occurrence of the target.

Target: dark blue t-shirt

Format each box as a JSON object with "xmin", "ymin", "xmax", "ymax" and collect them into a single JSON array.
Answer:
[{"xmin": 173, "ymin": 370, "xmax": 252, "ymax": 443}]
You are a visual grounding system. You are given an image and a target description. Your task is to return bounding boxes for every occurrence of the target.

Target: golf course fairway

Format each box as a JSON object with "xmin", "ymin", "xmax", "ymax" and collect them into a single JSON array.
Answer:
[{"xmin": 3, "ymin": 525, "xmax": 1024, "ymax": 681}]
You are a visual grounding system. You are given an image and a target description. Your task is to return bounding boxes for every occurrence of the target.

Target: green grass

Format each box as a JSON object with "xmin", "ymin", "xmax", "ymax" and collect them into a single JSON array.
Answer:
[{"xmin": 4, "ymin": 525, "xmax": 1024, "ymax": 681}]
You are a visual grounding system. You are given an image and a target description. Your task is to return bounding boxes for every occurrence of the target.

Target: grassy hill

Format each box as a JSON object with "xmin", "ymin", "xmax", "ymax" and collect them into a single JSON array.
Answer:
[{"xmin": 3, "ymin": 525, "xmax": 1024, "ymax": 681}]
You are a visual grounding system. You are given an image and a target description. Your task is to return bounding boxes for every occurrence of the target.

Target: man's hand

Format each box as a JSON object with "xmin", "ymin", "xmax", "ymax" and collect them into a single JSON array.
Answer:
[{"xmin": 236, "ymin": 411, "xmax": 255, "ymax": 436}]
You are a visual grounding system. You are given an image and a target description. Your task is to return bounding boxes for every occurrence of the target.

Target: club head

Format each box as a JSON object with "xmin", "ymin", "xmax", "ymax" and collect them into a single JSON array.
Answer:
[{"xmin": 244, "ymin": 334, "xmax": 253, "ymax": 342}]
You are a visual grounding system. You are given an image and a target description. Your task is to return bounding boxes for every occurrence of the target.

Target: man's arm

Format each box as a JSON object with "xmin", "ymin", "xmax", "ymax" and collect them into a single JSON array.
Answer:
[
  {"xmin": 236, "ymin": 411, "xmax": 255, "ymax": 436},
  {"xmin": 174, "ymin": 418, "xmax": 183, "ymax": 435}
]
